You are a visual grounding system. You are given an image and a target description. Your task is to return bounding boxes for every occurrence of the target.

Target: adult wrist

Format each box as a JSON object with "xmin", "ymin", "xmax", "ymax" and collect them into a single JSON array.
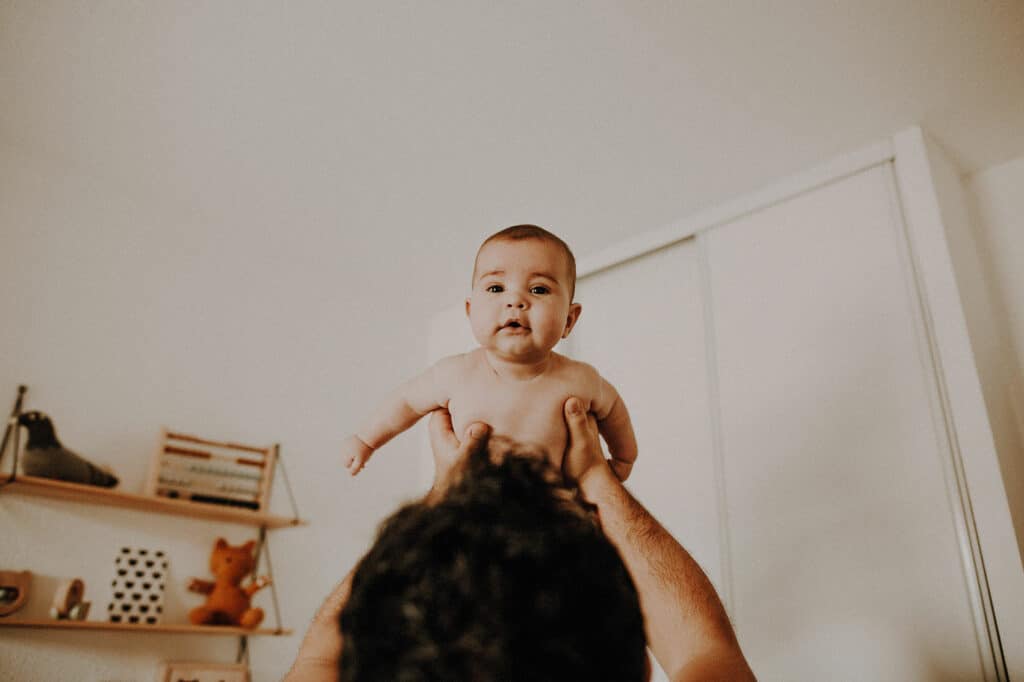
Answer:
[
  {"xmin": 425, "ymin": 468, "xmax": 449, "ymax": 504},
  {"xmin": 577, "ymin": 461, "xmax": 620, "ymax": 504},
  {"xmin": 426, "ymin": 457, "xmax": 466, "ymax": 505}
]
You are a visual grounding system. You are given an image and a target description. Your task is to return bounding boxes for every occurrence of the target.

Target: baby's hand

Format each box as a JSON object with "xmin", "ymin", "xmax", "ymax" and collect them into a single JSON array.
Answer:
[
  {"xmin": 341, "ymin": 435, "xmax": 374, "ymax": 476},
  {"xmin": 610, "ymin": 459, "xmax": 633, "ymax": 482}
]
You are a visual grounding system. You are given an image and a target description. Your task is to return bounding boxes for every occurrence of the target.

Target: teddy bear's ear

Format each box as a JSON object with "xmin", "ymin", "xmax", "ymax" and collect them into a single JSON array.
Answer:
[
  {"xmin": 215, "ymin": 538, "xmax": 228, "ymax": 549},
  {"xmin": 242, "ymin": 540, "xmax": 256, "ymax": 553}
]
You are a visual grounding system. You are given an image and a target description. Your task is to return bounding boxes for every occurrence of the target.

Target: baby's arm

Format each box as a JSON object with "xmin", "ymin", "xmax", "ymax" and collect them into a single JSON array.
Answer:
[
  {"xmin": 591, "ymin": 374, "xmax": 638, "ymax": 482},
  {"xmin": 342, "ymin": 357, "xmax": 457, "ymax": 475}
]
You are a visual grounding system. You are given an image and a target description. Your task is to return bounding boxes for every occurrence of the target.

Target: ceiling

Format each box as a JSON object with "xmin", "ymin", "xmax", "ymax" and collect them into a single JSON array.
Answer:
[{"xmin": 2, "ymin": 1, "xmax": 1022, "ymax": 312}]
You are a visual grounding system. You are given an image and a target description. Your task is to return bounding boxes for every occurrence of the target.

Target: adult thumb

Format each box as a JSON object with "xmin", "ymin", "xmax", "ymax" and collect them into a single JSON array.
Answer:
[{"xmin": 565, "ymin": 396, "xmax": 584, "ymax": 419}]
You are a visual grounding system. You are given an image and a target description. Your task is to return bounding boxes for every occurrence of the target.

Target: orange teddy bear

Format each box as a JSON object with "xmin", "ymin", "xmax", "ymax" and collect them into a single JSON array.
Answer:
[{"xmin": 187, "ymin": 538, "xmax": 271, "ymax": 628}]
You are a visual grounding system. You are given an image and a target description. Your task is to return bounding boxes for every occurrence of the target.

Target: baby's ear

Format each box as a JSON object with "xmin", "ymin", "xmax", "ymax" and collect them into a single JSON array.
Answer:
[{"xmin": 562, "ymin": 303, "xmax": 583, "ymax": 338}]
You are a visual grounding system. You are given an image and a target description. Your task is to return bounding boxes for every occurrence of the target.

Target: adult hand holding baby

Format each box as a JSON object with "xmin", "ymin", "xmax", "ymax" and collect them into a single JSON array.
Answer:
[
  {"xmin": 561, "ymin": 396, "xmax": 612, "ymax": 488},
  {"xmin": 424, "ymin": 395, "xmax": 612, "ymax": 493},
  {"xmin": 425, "ymin": 410, "xmax": 490, "ymax": 502}
]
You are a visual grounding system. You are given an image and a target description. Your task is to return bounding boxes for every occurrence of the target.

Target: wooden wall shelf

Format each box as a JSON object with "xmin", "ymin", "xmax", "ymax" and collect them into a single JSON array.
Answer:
[
  {"xmin": 0, "ymin": 405, "xmax": 303, "ymax": 667},
  {"xmin": 0, "ymin": 619, "xmax": 291, "ymax": 636},
  {"xmin": 1, "ymin": 475, "xmax": 306, "ymax": 529}
]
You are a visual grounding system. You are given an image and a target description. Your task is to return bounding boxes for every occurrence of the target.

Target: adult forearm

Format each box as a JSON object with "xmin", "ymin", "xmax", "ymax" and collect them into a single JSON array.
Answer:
[
  {"xmin": 284, "ymin": 569, "xmax": 354, "ymax": 682},
  {"xmin": 579, "ymin": 466, "xmax": 753, "ymax": 681}
]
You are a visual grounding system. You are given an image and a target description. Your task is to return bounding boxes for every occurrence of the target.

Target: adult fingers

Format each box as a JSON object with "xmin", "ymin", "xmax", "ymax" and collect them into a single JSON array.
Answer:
[
  {"xmin": 427, "ymin": 409, "xmax": 489, "ymax": 465},
  {"xmin": 456, "ymin": 422, "xmax": 490, "ymax": 460},
  {"xmin": 427, "ymin": 409, "xmax": 459, "ymax": 455},
  {"xmin": 563, "ymin": 396, "xmax": 604, "ymax": 483},
  {"xmin": 564, "ymin": 396, "xmax": 600, "ymax": 445}
]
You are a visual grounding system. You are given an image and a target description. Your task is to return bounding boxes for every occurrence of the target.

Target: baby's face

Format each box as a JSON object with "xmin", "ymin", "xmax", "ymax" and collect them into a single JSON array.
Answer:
[{"xmin": 467, "ymin": 238, "xmax": 580, "ymax": 363}]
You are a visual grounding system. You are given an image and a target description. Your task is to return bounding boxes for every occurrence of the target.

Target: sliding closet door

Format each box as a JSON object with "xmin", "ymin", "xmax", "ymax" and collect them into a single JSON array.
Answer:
[
  {"xmin": 705, "ymin": 165, "xmax": 985, "ymax": 679},
  {"xmin": 572, "ymin": 240, "xmax": 722, "ymax": 592}
]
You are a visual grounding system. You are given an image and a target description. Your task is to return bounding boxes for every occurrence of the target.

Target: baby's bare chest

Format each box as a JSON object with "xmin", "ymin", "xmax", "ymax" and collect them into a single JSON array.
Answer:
[{"xmin": 447, "ymin": 367, "xmax": 593, "ymax": 462}]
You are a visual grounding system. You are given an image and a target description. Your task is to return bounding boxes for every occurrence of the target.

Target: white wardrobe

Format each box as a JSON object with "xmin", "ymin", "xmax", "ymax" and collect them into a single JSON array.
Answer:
[{"xmin": 428, "ymin": 128, "xmax": 1022, "ymax": 681}]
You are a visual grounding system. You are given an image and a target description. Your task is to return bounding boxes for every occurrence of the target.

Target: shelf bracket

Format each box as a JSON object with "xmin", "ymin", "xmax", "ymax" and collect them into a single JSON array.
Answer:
[
  {"xmin": 275, "ymin": 444, "xmax": 303, "ymax": 524},
  {"xmin": 0, "ymin": 384, "xmax": 27, "ymax": 489},
  {"xmin": 236, "ymin": 633, "xmax": 250, "ymax": 666},
  {"xmin": 254, "ymin": 525, "xmax": 285, "ymax": 634}
]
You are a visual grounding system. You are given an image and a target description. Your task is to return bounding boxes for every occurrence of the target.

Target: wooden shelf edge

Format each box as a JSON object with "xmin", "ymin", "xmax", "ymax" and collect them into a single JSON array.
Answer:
[
  {"xmin": 1, "ymin": 475, "xmax": 307, "ymax": 529},
  {"xmin": 0, "ymin": 618, "xmax": 292, "ymax": 636}
]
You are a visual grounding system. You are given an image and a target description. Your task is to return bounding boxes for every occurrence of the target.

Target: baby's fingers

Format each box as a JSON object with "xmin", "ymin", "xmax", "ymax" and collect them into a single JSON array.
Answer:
[{"xmin": 345, "ymin": 453, "xmax": 364, "ymax": 476}]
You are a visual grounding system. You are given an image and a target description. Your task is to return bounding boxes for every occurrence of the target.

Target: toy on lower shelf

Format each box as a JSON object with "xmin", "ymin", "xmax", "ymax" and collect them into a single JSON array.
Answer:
[
  {"xmin": 187, "ymin": 538, "xmax": 270, "ymax": 628},
  {"xmin": 108, "ymin": 547, "xmax": 167, "ymax": 625},
  {"xmin": 51, "ymin": 578, "xmax": 90, "ymax": 620},
  {"xmin": 0, "ymin": 570, "xmax": 32, "ymax": 616}
]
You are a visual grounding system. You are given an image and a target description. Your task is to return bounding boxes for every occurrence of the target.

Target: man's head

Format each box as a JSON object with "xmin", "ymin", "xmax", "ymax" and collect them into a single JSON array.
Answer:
[
  {"xmin": 466, "ymin": 225, "xmax": 582, "ymax": 362},
  {"xmin": 339, "ymin": 446, "xmax": 648, "ymax": 682}
]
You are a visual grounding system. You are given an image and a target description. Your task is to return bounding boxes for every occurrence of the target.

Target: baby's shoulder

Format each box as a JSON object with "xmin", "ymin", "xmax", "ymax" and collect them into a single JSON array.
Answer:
[
  {"xmin": 550, "ymin": 353, "xmax": 603, "ymax": 391},
  {"xmin": 432, "ymin": 350, "xmax": 486, "ymax": 382},
  {"xmin": 552, "ymin": 353, "xmax": 599, "ymax": 376}
]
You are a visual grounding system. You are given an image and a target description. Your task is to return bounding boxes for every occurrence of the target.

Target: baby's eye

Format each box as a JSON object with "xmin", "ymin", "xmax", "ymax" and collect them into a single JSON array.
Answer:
[
  {"xmin": 486, "ymin": 284, "xmax": 504, "ymax": 293},
  {"xmin": 530, "ymin": 286, "xmax": 550, "ymax": 295}
]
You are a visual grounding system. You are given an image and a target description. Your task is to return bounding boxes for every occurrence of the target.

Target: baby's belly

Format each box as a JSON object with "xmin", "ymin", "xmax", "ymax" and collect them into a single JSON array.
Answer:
[{"xmin": 449, "ymin": 391, "xmax": 571, "ymax": 469}]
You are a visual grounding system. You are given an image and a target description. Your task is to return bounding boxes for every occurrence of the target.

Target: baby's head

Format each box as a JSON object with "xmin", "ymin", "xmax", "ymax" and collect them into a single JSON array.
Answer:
[
  {"xmin": 473, "ymin": 225, "xmax": 577, "ymax": 299},
  {"xmin": 467, "ymin": 225, "xmax": 581, "ymax": 362}
]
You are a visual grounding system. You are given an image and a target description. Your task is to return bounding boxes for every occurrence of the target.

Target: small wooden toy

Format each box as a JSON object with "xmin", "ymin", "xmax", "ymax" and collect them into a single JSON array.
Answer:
[
  {"xmin": 146, "ymin": 429, "xmax": 277, "ymax": 512},
  {"xmin": 50, "ymin": 578, "xmax": 90, "ymax": 620},
  {"xmin": 0, "ymin": 570, "xmax": 32, "ymax": 617}
]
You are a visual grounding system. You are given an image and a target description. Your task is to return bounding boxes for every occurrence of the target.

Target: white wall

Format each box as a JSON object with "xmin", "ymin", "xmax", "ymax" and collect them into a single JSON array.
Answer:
[
  {"xmin": 2, "ymin": 2, "xmax": 1022, "ymax": 679},
  {"xmin": 966, "ymin": 155, "xmax": 1024, "ymax": 561},
  {"xmin": 3, "ymin": 149, "xmax": 1021, "ymax": 682},
  {"xmin": 0, "ymin": 142, "xmax": 428, "ymax": 680}
]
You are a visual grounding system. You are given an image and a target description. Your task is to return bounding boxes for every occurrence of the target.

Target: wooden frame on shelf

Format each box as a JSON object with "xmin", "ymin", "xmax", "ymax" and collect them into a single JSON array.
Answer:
[
  {"xmin": 159, "ymin": 661, "xmax": 250, "ymax": 682},
  {"xmin": 145, "ymin": 428, "xmax": 278, "ymax": 514}
]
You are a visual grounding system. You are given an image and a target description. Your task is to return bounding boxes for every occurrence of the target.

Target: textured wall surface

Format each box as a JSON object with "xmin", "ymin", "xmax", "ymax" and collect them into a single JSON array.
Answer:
[{"xmin": 2, "ymin": 2, "xmax": 1023, "ymax": 679}]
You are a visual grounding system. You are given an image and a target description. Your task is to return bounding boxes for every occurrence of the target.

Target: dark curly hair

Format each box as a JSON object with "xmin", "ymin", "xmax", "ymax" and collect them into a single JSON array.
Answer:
[{"xmin": 339, "ymin": 444, "xmax": 647, "ymax": 681}]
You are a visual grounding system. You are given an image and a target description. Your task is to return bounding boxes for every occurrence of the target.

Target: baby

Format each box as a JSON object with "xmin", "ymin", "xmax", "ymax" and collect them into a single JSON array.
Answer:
[{"xmin": 341, "ymin": 225, "xmax": 638, "ymax": 481}]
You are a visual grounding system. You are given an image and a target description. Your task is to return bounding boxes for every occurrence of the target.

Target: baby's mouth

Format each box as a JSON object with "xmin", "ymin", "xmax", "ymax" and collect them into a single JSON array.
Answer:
[{"xmin": 500, "ymin": 320, "xmax": 529, "ymax": 332}]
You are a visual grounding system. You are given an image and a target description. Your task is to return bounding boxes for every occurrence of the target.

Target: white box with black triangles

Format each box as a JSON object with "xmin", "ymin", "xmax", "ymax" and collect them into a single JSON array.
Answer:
[{"xmin": 107, "ymin": 547, "xmax": 168, "ymax": 625}]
